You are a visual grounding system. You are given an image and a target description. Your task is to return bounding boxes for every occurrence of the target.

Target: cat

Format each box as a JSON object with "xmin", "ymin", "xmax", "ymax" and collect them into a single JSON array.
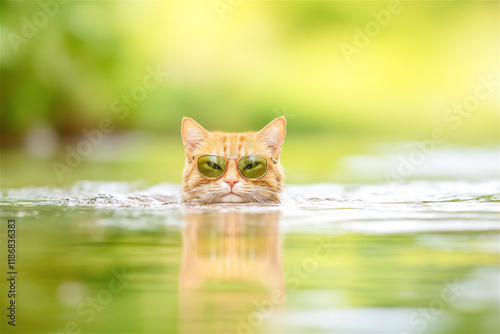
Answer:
[{"xmin": 181, "ymin": 117, "xmax": 286, "ymax": 204}]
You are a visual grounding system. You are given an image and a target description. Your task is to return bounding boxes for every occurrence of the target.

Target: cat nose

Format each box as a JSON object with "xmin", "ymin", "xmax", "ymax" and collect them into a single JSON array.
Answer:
[{"xmin": 224, "ymin": 179, "xmax": 239, "ymax": 190}]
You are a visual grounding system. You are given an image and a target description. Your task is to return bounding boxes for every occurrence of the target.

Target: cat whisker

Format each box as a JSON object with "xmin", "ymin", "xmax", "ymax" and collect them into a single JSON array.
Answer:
[
  {"xmin": 189, "ymin": 190, "xmax": 214, "ymax": 205},
  {"xmin": 257, "ymin": 188, "xmax": 280, "ymax": 198},
  {"xmin": 250, "ymin": 192, "xmax": 266, "ymax": 204},
  {"xmin": 247, "ymin": 194, "xmax": 258, "ymax": 204},
  {"xmin": 246, "ymin": 193, "xmax": 259, "ymax": 204},
  {"xmin": 251, "ymin": 189, "xmax": 281, "ymax": 204},
  {"xmin": 254, "ymin": 185, "xmax": 280, "ymax": 194},
  {"xmin": 185, "ymin": 184, "xmax": 213, "ymax": 194}
]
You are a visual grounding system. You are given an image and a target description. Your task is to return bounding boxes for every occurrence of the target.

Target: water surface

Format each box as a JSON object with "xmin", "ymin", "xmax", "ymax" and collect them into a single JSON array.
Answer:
[{"xmin": 1, "ymin": 180, "xmax": 499, "ymax": 333}]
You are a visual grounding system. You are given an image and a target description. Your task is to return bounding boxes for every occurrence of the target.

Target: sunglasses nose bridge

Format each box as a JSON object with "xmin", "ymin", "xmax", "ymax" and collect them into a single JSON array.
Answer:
[
  {"xmin": 223, "ymin": 160, "xmax": 239, "ymax": 179},
  {"xmin": 225, "ymin": 159, "xmax": 238, "ymax": 171}
]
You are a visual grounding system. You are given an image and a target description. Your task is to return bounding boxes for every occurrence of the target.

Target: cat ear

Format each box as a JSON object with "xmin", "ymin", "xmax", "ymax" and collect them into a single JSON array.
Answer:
[
  {"xmin": 255, "ymin": 117, "xmax": 287, "ymax": 158},
  {"xmin": 181, "ymin": 117, "xmax": 211, "ymax": 157}
]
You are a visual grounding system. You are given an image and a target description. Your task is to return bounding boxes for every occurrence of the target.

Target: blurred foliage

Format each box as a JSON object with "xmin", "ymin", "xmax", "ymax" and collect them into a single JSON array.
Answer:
[{"xmin": 1, "ymin": 1, "xmax": 498, "ymax": 138}]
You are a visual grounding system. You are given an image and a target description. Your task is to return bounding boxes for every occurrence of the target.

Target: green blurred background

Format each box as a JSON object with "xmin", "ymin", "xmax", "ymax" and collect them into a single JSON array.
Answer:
[{"xmin": 1, "ymin": 0, "xmax": 498, "ymax": 188}]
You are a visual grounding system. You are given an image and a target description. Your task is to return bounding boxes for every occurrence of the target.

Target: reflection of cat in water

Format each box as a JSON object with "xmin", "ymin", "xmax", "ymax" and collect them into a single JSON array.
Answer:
[{"xmin": 178, "ymin": 211, "xmax": 285, "ymax": 333}]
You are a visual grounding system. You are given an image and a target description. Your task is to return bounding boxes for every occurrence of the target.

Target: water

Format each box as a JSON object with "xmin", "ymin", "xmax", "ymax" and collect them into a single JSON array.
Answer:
[{"xmin": 1, "ymin": 179, "xmax": 498, "ymax": 334}]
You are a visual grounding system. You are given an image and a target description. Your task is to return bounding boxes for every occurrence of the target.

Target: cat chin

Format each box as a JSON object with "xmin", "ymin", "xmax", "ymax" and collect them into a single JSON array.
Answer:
[{"xmin": 218, "ymin": 193, "xmax": 246, "ymax": 203}]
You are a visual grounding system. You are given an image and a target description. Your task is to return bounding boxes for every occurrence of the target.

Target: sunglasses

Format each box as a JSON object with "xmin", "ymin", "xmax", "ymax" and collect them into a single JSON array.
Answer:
[{"xmin": 189, "ymin": 154, "xmax": 278, "ymax": 180}]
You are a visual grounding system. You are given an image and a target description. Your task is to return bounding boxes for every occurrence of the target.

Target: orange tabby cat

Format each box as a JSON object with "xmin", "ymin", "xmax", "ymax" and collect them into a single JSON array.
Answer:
[{"xmin": 181, "ymin": 117, "xmax": 286, "ymax": 204}]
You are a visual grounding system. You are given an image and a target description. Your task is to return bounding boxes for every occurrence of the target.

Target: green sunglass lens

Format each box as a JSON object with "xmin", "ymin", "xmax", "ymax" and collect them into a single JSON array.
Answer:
[
  {"xmin": 198, "ymin": 156, "xmax": 226, "ymax": 178},
  {"xmin": 238, "ymin": 156, "xmax": 268, "ymax": 179}
]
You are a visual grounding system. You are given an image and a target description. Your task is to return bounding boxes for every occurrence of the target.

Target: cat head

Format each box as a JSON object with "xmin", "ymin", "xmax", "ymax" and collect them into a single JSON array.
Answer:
[{"xmin": 181, "ymin": 117, "xmax": 286, "ymax": 204}]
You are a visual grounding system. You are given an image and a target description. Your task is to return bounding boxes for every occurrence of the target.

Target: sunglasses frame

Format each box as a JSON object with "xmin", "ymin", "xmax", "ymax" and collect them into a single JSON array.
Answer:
[{"xmin": 189, "ymin": 154, "xmax": 278, "ymax": 180}]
